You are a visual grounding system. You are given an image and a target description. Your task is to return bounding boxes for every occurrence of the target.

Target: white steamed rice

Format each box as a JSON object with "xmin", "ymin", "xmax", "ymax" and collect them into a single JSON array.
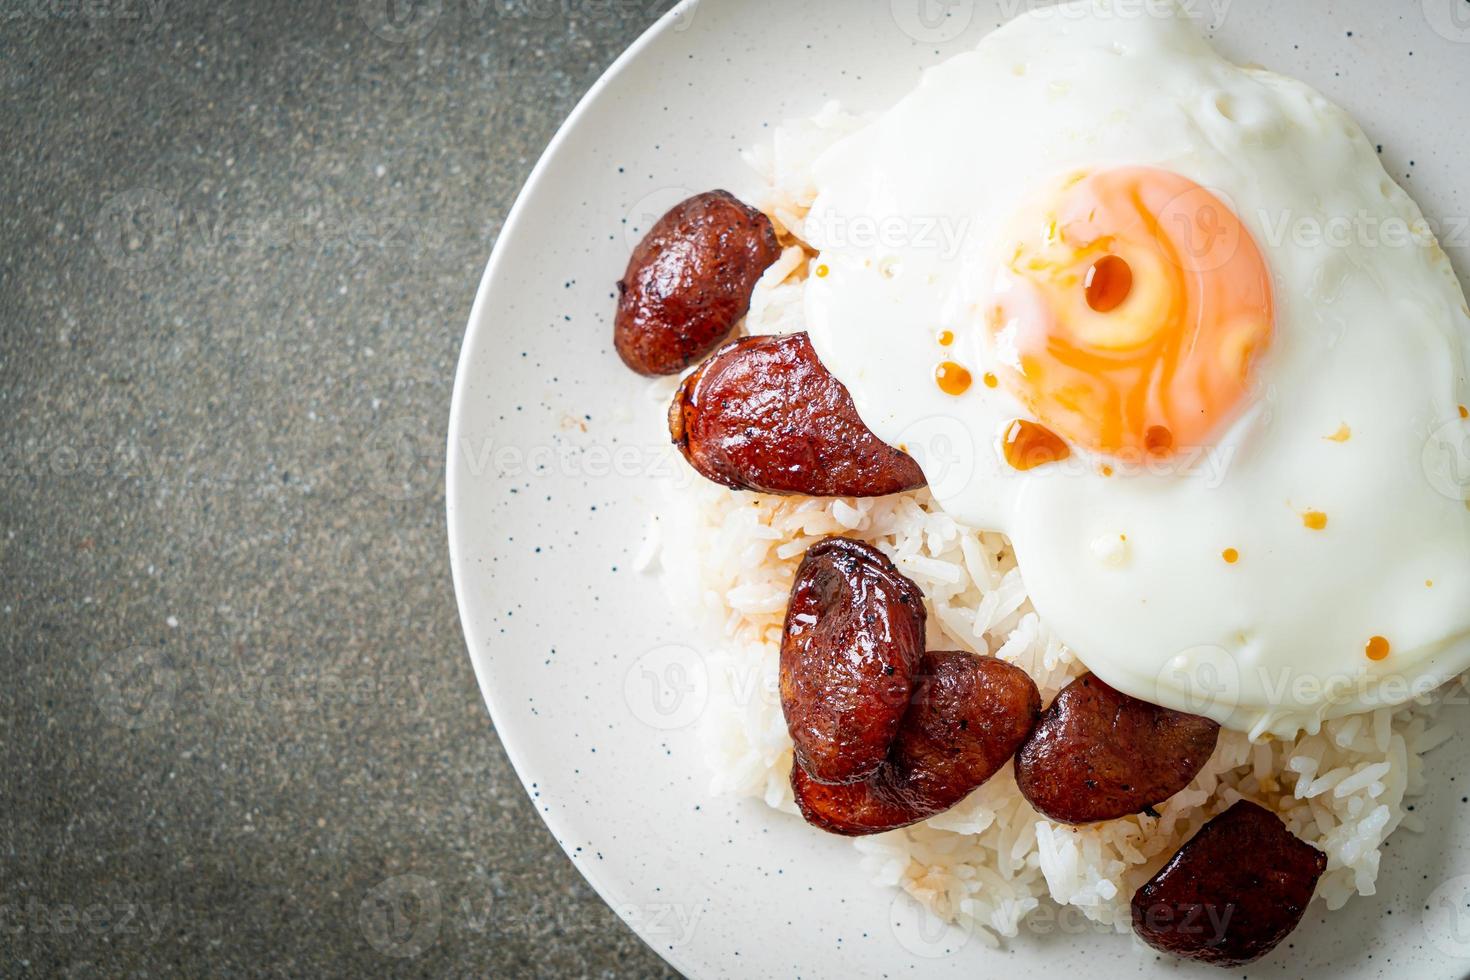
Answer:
[{"xmin": 637, "ymin": 105, "xmax": 1460, "ymax": 950}]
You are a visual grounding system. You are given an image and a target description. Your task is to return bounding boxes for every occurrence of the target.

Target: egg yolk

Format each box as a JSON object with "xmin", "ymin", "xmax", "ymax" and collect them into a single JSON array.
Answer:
[{"xmin": 990, "ymin": 167, "xmax": 1274, "ymax": 457}]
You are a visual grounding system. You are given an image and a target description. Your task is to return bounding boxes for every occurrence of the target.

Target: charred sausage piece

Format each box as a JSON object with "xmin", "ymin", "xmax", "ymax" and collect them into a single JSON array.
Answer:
[
  {"xmin": 792, "ymin": 652, "xmax": 1041, "ymax": 835},
  {"xmin": 1014, "ymin": 673, "xmax": 1219, "ymax": 824},
  {"xmin": 791, "ymin": 750, "xmax": 922, "ymax": 835},
  {"xmin": 669, "ymin": 333, "xmax": 926, "ymax": 496},
  {"xmin": 615, "ymin": 190, "xmax": 782, "ymax": 376},
  {"xmin": 888, "ymin": 652, "xmax": 1041, "ymax": 808},
  {"xmin": 780, "ymin": 538, "xmax": 926, "ymax": 786},
  {"xmin": 1131, "ymin": 800, "xmax": 1326, "ymax": 966}
]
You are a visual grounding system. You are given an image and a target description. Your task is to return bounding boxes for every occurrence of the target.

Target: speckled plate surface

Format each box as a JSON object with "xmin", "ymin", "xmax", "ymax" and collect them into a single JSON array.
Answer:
[{"xmin": 446, "ymin": 2, "xmax": 1470, "ymax": 976}]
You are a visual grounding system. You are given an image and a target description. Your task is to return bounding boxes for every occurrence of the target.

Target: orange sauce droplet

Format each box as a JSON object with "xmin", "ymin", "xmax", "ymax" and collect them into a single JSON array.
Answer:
[
  {"xmin": 937, "ymin": 330, "xmax": 954, "ymax": 346},
  {"xmin": 983, "ymin": 372, "xmax": 999, "ymax": 389},
  {"xmin": 935, "ymin": 361, "xmax": 973, "ymax": 396},
  {"xmin": 814, "ymin": 264, "xmax": 830, "ymax": 278},
  {"xmin": 1003, "ymin": 420, "xmax": 1071, "ymax": 471},
  {"xmin": 1365, "ymin": 635, "xmax": 1391, "ymax": 661},
  {"xmin": 1083, "ymin": 253, "xmax": 1134, "ymax": 313},
  {"xmin": 990, "ymin": 168, "xmax": 1273, "ymax": 459},
  {"xmin": 1302, "ymin": 510, "xmax": 1328, "ymax": 531},
  {"xmin": 1460, "ymin": 404, "xmax": 1468, "ymax": 419},
  {"xmin": 1325, "ymin": 424, "xmax": 1351, "ymax": 443},
  {"xmin": 1144, "ymin": 425, "xmax": 1174, "ymax": 456},
  {"xmin": 1222, "ymin": 548, "xmax": 1239, "ymax": 564},
  {"xmin": 1100, "ymin": 464, "xmax": 1114, "ymax": 477}
]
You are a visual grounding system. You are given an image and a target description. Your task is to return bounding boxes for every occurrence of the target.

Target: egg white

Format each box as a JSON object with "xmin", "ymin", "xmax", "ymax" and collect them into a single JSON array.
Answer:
[{"xmin": 802, "ymin": 0, "xmax": 1470, "ymax": 737}]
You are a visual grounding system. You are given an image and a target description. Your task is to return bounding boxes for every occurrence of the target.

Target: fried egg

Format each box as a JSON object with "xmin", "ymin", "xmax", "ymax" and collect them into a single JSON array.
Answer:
[{"xmin": 803, "ymin": 0, "xmax": 1470, "ymax": 737}]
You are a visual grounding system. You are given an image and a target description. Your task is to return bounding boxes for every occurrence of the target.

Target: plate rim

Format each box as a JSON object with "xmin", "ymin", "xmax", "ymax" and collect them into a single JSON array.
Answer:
[
  {"xmin": 445, "ymin": 2, "xmax": 704, "ymax": 975},
  {"xmin": 443, "ymin": 3, "xmax": 1470, "ymax": 976}
]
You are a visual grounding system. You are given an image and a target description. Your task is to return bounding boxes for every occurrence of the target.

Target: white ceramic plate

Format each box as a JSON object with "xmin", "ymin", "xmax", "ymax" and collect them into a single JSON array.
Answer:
[{"xmin": 447, "ymin": 2, "xmax": 1470, "ymax": 975}]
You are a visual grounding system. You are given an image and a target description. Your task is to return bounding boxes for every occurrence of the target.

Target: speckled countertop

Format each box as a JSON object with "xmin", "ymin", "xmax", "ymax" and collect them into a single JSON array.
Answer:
[{"xmin": 1, "ymin": 3, "xmax": 679, "ymax": 975}]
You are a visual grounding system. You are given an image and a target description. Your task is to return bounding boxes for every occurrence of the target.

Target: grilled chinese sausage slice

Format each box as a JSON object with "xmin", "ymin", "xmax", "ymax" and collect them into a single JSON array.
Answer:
[
  {"xmin": 669, "ymin": 333, "xmax": 926, "ymax": 496},
  {"xmin": 1132, "ymin": 800, "xmax": 1327, "ymax": 966},
  {"xmin": 780, "ymin": 538, "xmax": 927, "ymax": 786},
  {"xmin": 615, "ymin": 190, "xmax": 782, "ymax": 376},
  {"xmin": 1014, "ymin": 673, "xmax": 1219, "ymax": 824},
  {"xmin": 792, "ymin": 652, "xmax": 1041, "ymax": 836}
]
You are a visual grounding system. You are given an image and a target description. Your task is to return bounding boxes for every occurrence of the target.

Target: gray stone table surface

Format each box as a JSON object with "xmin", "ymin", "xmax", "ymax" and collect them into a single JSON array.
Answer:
[{"xmin": 1, "ymin": 1, "xmax": 682, "ymax": 976}]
